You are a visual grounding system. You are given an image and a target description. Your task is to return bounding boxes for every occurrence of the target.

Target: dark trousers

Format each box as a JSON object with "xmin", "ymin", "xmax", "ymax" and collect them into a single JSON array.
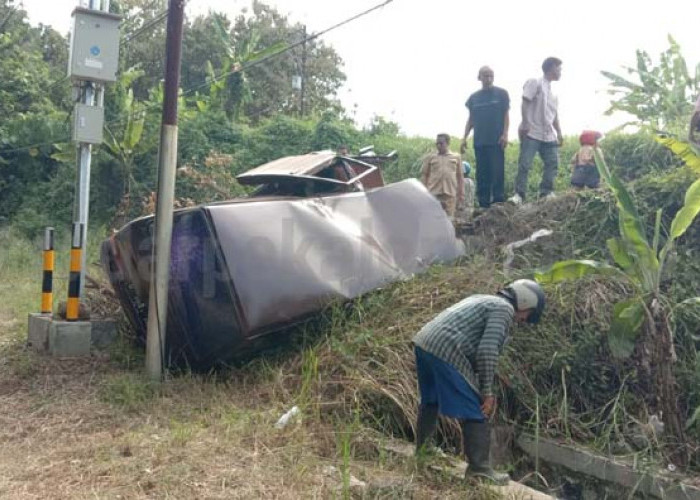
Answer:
[{"xmin": 474, "ymin": 145, "xmax": 505, "ymax": 207}]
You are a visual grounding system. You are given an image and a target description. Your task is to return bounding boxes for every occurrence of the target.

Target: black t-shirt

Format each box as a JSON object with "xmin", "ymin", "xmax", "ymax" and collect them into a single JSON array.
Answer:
[{"xmin": 465, "ymin": 87, "xmax": 510, "ymax": 146}]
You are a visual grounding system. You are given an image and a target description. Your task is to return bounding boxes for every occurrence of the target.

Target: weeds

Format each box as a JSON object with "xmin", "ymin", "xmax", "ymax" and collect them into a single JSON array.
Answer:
[
  {"xmin": 1, "ymin": 167, "xmax": 699, "ymax": 496},
  {"xmin": 336, "ymin": 421, "xmax": 354, "ymax": 499},
  {"xmin": 299, "ymin": 346, "xmax": 319, "ymax": 416},
  {"xmin": 99, "ymin": 372, "xmax": 157, "ymax": 411}
]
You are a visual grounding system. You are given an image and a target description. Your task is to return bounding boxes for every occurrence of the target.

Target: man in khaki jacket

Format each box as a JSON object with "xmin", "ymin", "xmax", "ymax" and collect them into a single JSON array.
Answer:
[{"xmin": 421, "ymin": 133, "xmax": 464, "ymax": 218}]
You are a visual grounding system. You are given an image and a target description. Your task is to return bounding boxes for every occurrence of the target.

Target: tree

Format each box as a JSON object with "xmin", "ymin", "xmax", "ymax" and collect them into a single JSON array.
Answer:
[
  {"xmin": 602, "ymin": 36, "xmax": 700, "ymax": 132},
  {"xmin": 0, "ymin": 0, "xmax": 69, "ymax": 219},
  {"xmin": 181, "ymin": 12, "xmax": 231, "ymax": 92},
  {"xmin": 0, "ymin": 2, "xmax": 59, "ymax": 119},
  {"xmin": 230, "ymin": 1, "xmax": 346, "ymax": 120},
  {"xmin": 190, "ymin": 22, "xmax": 286, "ymax": 121},
  {"xmin": 536, "ymin": 142, "xmax": 700, "ymax": 464},
  {"xmin": 112, "ymin": 0, "xmax": 168, "ymax": 99}
]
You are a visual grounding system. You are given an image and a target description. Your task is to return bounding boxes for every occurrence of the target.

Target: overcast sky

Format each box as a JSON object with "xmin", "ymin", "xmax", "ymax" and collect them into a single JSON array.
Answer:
[{"xmin": 22, "ymin": 0, "xmax": 700, "ymax": 139}]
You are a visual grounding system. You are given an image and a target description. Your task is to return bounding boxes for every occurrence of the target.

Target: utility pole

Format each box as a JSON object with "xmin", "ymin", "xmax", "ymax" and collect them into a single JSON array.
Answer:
[
  {"xmin": 299, "ymin": 24, "xmax": 306, "ymax": 116},
  {"xmin": 145, "ymin": 0, "xmax": 185, "ymax": 381},
  {"xmin": 72, "ymin": 0, "xmax": 114, "ymax": 296}
]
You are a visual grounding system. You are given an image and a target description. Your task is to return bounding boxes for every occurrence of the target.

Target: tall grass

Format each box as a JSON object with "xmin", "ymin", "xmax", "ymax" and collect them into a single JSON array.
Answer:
[
  {"xmin": 0, "ymin": 227, "xmax": 48, "ymax": 327},
  {"xmin": 0, "ymin": 225, "xmax": 106, "ymax": 334}
]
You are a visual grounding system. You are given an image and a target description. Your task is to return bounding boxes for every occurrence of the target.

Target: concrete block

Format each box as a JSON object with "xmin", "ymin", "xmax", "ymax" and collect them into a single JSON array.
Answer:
[
  {"xmin": 381, "ymin": 439, "xmax": 554, "ymax": 499},
  {"xmin": 517, "ymin": 434, "xmax": 700, "ymax": 500},
  {"xmin": 27, "ymin": 313, "xmax": 52, "ymax": 352},
  {"xmin": 49, "ymin": 320, "xmax": 92, "ymax": 357},
  {"xmin": 492, "ymin": 423, "xmax": 515, "ymax": 466},
  {"xmin": 91, "ymin": 319, "xmax": 117, "ymax": 349}
]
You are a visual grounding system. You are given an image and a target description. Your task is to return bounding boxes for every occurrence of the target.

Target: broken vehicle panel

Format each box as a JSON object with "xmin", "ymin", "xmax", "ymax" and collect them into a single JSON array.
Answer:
[
  {"xmin": 102, "ymin": 153, "xmax": 463, "ymax": 369},
  {"xmin": 237, "ymin": 150, "xmax": 386, "ymax": 196}
]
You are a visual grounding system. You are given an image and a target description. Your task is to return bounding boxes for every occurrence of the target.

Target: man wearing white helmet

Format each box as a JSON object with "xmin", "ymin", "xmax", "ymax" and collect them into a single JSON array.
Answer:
[{"xmin": 412, "ymin": 279, "xmax": 545, "ymax": 484}]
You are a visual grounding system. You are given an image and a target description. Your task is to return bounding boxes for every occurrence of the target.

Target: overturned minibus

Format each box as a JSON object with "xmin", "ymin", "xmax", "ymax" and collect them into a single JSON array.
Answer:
[{"xmin": 101, "ymin": 151, "xmax": 463, "ymax": 369}]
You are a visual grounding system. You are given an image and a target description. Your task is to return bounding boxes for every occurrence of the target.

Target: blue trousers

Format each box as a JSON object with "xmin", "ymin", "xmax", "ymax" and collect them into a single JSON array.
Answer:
[
  {"xmin": 415, "ymin": 346, "xmax": 485, "ymax": 421},
  {"xmin": 515, "ymin": 136, "xmax": 559, "ymax": 200}
]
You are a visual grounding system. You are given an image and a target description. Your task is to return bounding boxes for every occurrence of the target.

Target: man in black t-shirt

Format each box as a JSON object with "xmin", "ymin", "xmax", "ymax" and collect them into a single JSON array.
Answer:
[{"xmin": 460, "ymin": 67, "xmax": 510, "ymax": 208}]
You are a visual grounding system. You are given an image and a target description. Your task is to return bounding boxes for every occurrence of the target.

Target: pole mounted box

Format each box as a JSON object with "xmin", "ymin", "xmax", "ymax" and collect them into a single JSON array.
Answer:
[
  {"xmin": 68, "ymin": 7, "xmax": 122, "ymax": 83},
  {"xmin": 73, "ymin": 103, "xmax": 104, "ymax": 144}
]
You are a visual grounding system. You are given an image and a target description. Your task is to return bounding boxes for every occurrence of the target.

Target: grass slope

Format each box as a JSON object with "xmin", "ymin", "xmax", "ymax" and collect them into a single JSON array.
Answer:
[{"xmin": 1, "ymin": 171, "xmax": 699, "ymax": 497}]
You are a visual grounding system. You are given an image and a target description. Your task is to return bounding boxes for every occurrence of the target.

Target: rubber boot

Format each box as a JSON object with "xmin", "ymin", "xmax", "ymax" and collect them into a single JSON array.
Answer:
[
  {"xmin": 462, "ymin": 421, "xmax": 510, "ymax": 485},
  {"xmin": 415, "ymin": 404, "xmax": 438, "ymax": 454}
]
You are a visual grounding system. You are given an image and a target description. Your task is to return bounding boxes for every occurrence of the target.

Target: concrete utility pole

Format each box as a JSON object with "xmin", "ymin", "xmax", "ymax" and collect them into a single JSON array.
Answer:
[{"xmin": 145, "ymin": 0, "xmax": 185, "ymax": 381}]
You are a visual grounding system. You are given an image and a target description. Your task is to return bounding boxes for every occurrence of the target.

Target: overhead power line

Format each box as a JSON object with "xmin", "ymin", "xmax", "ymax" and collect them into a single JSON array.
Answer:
[
  {"xmin": 183, "ymin": 0, "xmax": 395, "ymax": 97},
  {"xmin": 2, "ymin": 0, "xmax": 395, "ymax": 156},
  {"xmin": 121, "ymin": 8, "xmax": 169, "ymax": 46}
]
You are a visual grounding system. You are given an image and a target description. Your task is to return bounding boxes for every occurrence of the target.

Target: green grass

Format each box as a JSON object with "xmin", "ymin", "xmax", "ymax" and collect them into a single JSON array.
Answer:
[{"xmin": 0, "ymin": 225, "xmax": 105, "ymax": 329}]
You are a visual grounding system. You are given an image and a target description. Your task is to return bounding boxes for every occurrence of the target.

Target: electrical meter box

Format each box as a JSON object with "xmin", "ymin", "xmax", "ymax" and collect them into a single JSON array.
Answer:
[
  {"xmin": 68, "ymin": 8, "xmax": 122, "ymax": 83},
  {"xmin": 73, "ymin": 103, "xmax": 104, "ymax": 144}
]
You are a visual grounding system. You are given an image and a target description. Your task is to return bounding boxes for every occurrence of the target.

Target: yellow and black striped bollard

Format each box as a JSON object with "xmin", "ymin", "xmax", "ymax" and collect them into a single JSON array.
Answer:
[
  {"xmin": 40, "ymin": 227, "xmax": 55, "ymax": 314},
  {"xmin": 66, "ymin": 223, "xmax": 84, "ymax": 321}
]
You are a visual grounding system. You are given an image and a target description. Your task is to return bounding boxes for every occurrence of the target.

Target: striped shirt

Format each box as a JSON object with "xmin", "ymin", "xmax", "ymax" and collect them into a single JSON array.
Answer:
[{"xmin": 412, "ymin": 295, "xmax": 514, "ymax": 398}]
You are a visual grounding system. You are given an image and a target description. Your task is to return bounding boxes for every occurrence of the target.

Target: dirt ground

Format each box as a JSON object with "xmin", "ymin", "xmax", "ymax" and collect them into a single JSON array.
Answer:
[{"xmin": 0, "ymin": 328, "xmax": 511, "ymax": 499}]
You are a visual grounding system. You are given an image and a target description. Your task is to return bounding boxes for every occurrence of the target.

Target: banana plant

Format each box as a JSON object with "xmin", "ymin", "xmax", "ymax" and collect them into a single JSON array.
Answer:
[
  {"xmin": 655, "ymin": 134, "xmax": 700, "ymax": 174},
  {"xmin": 536, "ymin": 143, "xmax": 700, "ymax": 358},
  {"xmin": 194, "ymin": 18, "xmax": 284, "ymax": 120},
  {"xmin": 102, "ymin": 68, "xmax": 147, "ymax": 199},
  {"xmin": 535, "ymin": 138, "xmax": 700, "ymax": 456}
]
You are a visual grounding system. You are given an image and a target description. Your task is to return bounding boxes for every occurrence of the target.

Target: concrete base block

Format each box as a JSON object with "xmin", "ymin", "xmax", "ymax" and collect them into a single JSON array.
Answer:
[
  {"xmin": 517, "ymin": 434, "xmax": 700, "ymax": 500},
  {"xmin": 91, "ymin": 319, "xmax": 117, "ymax": 349},
  {"xmin": 27, "ymin": 313, "xmax": 52, "ymax": 352},
  {"xmin": 28, "ymin": 315, "xmax": 117, "ymax": 356},
  {"xmin": 49, "ymin": 320, "xmax": 92, "ymax": 357},
  {"xmin": 492, "ymin": 424, "xmax": 515, "ymax": 467},
  {"xmin": 382, "ymin": 440, "xmax": 553, "ymax": 499}
]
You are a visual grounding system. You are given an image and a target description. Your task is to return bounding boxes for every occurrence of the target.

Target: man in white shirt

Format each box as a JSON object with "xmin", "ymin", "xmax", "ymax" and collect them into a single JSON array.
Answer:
[{"xmin": 510, "ymin": 57, "xmax": 563, "ymax": 204}]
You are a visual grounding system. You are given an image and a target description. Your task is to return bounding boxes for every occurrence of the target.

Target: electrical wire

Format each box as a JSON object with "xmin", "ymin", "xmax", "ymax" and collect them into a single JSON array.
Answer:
[
  {"xmin": 1, "ymin": 0, "xmax": 396, "ymax": 156},
  {"xmin": 182, "ymin": 0, "xmax": 395, "ymax": 97},
  {"xmin": 121, "ymin": 8, "xmax": 169, "ymax": 46}
]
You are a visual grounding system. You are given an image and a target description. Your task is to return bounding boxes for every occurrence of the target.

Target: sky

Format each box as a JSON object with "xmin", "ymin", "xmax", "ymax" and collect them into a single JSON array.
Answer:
[{"xmin": 21, "ymin": 0, "xmax": 700, "ymax": 140}]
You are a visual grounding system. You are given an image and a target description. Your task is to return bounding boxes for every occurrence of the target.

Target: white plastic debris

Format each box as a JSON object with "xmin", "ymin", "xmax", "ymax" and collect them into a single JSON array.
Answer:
[
  {"xmin": 648, "ymin": 414, "xmax": 664, "ymax": 435},
  {"xmin": 503, "ymin": 229, "xmax": 553, "ymax": 276},
  {"xmin": 348, "ymin": 475, "xmax": 367, "ymax": 489},
  {"xmin": 275, "ymin": 405, "xmax": 301, "ymax": 429},
  {"xmin": 322, "ymin": 465, "xmax": 339, "ymax": 477}
]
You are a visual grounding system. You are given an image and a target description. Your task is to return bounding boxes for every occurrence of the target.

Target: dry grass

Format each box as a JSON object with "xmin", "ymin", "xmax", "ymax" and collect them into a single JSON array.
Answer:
[
  {"xmin": 0, "ymin": 318, "xmax": 500, "ymax": 499},
  {"xmin": 0, "ymin": 225, "xmax": 506, "ymax": 499},
  {"xmin": 1, "ymin": 184, "xmax": 697, "ymax": 498}
]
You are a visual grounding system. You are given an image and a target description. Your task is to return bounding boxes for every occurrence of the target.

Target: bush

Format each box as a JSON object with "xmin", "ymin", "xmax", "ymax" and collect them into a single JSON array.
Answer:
[
  {"xmin": 601, "ymin": 131, "xmax": 677, "ymax": 181},
  {"xmin": 311, "ymin": 112, "xmax": 359, "ymax": 152}
]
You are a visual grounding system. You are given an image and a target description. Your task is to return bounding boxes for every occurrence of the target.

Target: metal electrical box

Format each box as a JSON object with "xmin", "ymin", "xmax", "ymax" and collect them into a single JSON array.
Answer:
[
  {"xmin": 68, "ymin": 8, "xmax": 122, "ymax": 83},
  {"xmin": 73, "ymin": 103, "xmax": 104, "ymax": 144}
]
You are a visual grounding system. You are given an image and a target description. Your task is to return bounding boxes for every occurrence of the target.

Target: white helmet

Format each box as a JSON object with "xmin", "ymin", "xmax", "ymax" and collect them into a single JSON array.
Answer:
[{"xmin": 507, "ymin": 279, "xmax": 546, "ymax": 324}]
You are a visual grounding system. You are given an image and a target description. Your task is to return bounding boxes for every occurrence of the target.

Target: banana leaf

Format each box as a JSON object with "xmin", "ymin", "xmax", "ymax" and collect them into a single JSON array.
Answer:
[
  {"xmin": 608, "ymin": 298, "xmax": 645, "ymax": 358},
  {"xmin": 535, "ymin": 259, "xmax": 624, "ymax": 284}
]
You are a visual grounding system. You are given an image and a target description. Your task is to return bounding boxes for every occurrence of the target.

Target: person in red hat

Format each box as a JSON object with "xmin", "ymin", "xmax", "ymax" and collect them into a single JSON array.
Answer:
[{"xmin": 570, "ymin": 130, "xmax": 603, "ymax": 189}]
